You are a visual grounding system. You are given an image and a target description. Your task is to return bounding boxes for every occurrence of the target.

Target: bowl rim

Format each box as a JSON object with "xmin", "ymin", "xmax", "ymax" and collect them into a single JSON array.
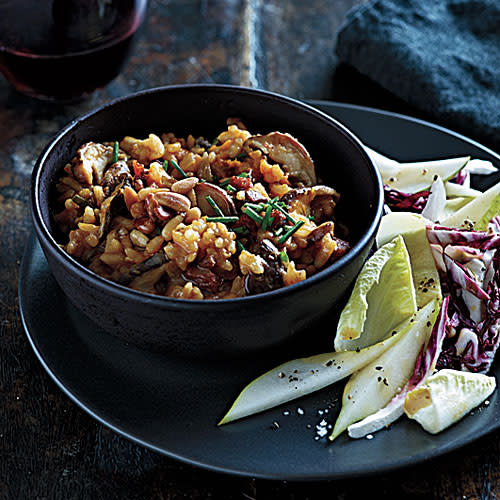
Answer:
[{"xmin": 31, "ymin": 83, "xmax": 384, "ymax": 309}]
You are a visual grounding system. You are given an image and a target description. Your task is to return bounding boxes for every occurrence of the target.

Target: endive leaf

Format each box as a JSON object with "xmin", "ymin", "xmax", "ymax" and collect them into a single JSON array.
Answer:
[
  {"xmin": 376, "ymin": 212, "xmax": 441, "ymax": 307},
  {"xmin": 334, "ymin": 235, "xmax": 417, "ymax": 352},
  {"xmin": 347, "ymin": 296, "xmax": 449, "ymax": 438},
  {"xmin": 330, "ymin": 299, "xmax": 440, "ymax": 441},
  {"xmin": 421, "ymin": 175, "xmax": 446, "ymax": 223},
  {"xmin": 404, "ymin": 369, "xmax": 496, "ymax": 434}
]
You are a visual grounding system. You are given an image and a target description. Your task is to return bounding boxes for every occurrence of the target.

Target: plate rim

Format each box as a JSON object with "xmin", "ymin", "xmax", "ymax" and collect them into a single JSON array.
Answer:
[
  {"xmin": 19, "ymin": 100, "xmax": 500, "ymax": 481},
  {"xmin": 308, "ymin": 100, "xmax": 500, "ymax": 163}
]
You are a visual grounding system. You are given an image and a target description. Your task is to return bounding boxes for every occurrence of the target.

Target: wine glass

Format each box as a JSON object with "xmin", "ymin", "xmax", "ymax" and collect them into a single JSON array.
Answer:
[{"xmin": 0, "ymin": 0, "xmax": 148, "ymax": 101}]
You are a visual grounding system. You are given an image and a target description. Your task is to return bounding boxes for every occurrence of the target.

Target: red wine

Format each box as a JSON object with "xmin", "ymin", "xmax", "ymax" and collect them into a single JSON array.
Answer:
[{"xmin": 0, "ymin": 0, "xmax": 148, "ymax": 101}]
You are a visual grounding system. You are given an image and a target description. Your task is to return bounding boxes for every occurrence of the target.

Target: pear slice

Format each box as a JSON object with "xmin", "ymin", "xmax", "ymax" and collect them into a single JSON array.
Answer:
[
  {"xmin": 376, "ymin": 212, "xmax": 441, "ymax": 307},
  {"xmin": 330, "ymin": 299, "xmax": 440, "ymax": 441},
  {"xmin": 441, "ymin": 197, "xmax": 474, "ymax": 220},
  {"xmin": 381, "ymin": 157, "xmax": 469, "ymax": 194},
  {"xmin": 218, "ymin": 333, "xmax": 402, "ymax": 425},
  {"xmin": 445, "ymin": 182, "xmax": 481, "ymax": 199},
  {"xmin": 440, "ymin": 181, "xmax": 500, "ymax": 230},
  {"xmin": 404, "ymin": 369, "xmax": 496, "ymax": 434},
  {"xmin": 364, "ymin": 146, "xmax": 400, "ymax": 180},
  {"xmin": 365, "ymin": 146, "xmax": 496, "ymax": 192},
  {"xmin": 334, "ymin": 235, "xmax": 417, "ymax": 352}
]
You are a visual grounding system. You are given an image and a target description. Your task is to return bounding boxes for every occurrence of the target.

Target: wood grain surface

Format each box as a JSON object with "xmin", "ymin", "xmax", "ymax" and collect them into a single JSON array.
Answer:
[{"xmin": 1, "ymin": 1, "xmax": 499, "ymax": 498}]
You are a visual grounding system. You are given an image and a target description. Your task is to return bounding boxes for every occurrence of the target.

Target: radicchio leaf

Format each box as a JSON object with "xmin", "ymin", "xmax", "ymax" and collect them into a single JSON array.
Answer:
[
  {"xmin": 428, "ymin": 225, "xmax": 500, "ymax": 250},
  {"xmin": 453, "ymin": 168, "xmax": 470, "ymax": 187},
  {"xmin": 431, "ymin": 224, "xmax": 500, "ymax": 374},
  {"xmin": 488, "ymin": 216, "xmax": 500, "ymax": 233},
  {"xmin": 384, "ymin": 186, "xmax": 429, "ymax": 213},
  {"xmin": 443, "ymin": 253, "xmax": 489, "ymax": 301}
]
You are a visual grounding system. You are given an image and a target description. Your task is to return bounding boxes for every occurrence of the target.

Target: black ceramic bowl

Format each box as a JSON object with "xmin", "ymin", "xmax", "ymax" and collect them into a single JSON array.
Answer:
[{"xmin": 31, "ymin": 84, "xmax": 383, "ymax": 358}]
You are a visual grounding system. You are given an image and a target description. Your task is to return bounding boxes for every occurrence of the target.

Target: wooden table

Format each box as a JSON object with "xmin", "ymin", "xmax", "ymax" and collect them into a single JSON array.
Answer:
[{"xmin": 1, "ymin": 1, "xmax": 499, "ymax": 498}]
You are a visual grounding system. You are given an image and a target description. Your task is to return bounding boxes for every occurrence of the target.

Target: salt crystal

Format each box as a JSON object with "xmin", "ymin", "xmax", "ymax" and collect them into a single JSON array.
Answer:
[{"xmin": 316, "ymin": 427, "xmax": 328, "ymax": 438}]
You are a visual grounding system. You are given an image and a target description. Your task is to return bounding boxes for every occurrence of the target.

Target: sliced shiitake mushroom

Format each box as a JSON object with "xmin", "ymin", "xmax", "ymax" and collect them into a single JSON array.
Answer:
[
  {"xmin": 330, "ymin": 237, "xmax": 351, "ymax": 262},
  {"xmin": 244, "ymin": 239, "xmax": 285, "ymax": 295},
  {"xmin": 97, "ymin": 180, "xmax": 126, "ymax": 240},
  {"xmin": 281, "ymin": 185, "xmax": 339, "ymax": 220},
  {"xmin": 281, "ymin": 185, "xmax": 338, "ymax": 205},
  {"xmin": 71, "ymin": 194, "xmax": 88, "ymax": 207},
  {"xmin": 118, "ymin": 252, "xmax": 167, "ymax": 286},
  {"xmin": 129, "ymin": 266, "xmax": 168, "ymax": 294},
  {"xmin": 244, "ymin": 132, "xmax": 317, "ymax": 186},
  {"xmin": 101, "ymin": 160, "xmax": 131, "ymax": 194},
  {"xmin": 182, "ymin": 265, "xmax": 224, "ymax": 293},
  {"xmin": 71, "ymin": 142, "xmax": 114, "ymax": 185},
  {"xmin": 307, "ymin": 221, "xmax": 334, "ymax": 243},
  {"xmin": 194, "ymin": 182, "xmax": 237, "ymax": 216}
]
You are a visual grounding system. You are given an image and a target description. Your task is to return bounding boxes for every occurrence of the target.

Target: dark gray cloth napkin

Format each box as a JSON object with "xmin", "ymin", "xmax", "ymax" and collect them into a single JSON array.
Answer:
[{"xmin": 335, "ymin": 0, "xmax": 500, "ymax": 150}]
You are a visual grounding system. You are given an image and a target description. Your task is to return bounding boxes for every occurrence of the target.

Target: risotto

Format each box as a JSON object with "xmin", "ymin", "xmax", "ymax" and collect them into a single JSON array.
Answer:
[{"xmin": 52, "ymin": 119, "xmax": 350, "ymax": 299}]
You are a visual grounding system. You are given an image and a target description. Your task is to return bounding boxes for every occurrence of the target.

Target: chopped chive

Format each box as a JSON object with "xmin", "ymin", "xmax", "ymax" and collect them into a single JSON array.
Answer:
[
  {"xmin": 226, "ymin": 184, "xmax": 237, "ymax": 193},
  {"xmin": 236, "ymin": 240, "xmax": 246, "ymax": 252},
  {"xmin": 237, "ymin": 172, "xmax": 249, "ymax": 178},
  {"xmin": 170, "ymin": 158, "xmax": 188, "ymax": 178},
  {"xmin": 270, "ymin": 200, "xmax": 296, "ymax": 224},
  {"xmin": 112, "ymin": 141, "xmax": 119, "ymax": 163},
  {"xmin": 274, "ymin": 227, "xmax": 284, "ymax": 236},
  {"xmin": 261, "ymin": 204, "xmax": 273, "ymax": 231},
  {"xmin": 205, "ymin": 195, "xmax": 224, "ymax": 216},
  {"xmin": 244, "ymin": 202, "xmax": 266, "ymax": 211},
  {"xmin": 162, "ymin": 159, "xmax": 169, "ymax": 173},
  {"xmin": 308, "ymin": 215, "xmax": 315, "ymax": 221},
  {"xmin": 231, "ymin": 226, "xmax": 249, "ymax": 235},
  {"xmin": 205, "ymin": 216, "xmax": 239, "ymax": 223},
  {"xmin": 278, "ymin": 220, "xmax": 305, "ymax": 244},
  {"xmin": 242, "ymin": 206, "xmax": 263, "ymax": 225},
  {"xmin": 235, "ymin": 152, "xmax": 248, "ymax": 160},
  {"xmin": 280, "ymin": 250, "xmax": 289, "ymax": 264}
]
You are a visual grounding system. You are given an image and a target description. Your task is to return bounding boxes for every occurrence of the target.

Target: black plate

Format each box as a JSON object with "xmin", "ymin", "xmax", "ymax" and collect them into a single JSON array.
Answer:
[{"xmin": 19, "ymin": 102, "xmax": 500, "ymax": 481}]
